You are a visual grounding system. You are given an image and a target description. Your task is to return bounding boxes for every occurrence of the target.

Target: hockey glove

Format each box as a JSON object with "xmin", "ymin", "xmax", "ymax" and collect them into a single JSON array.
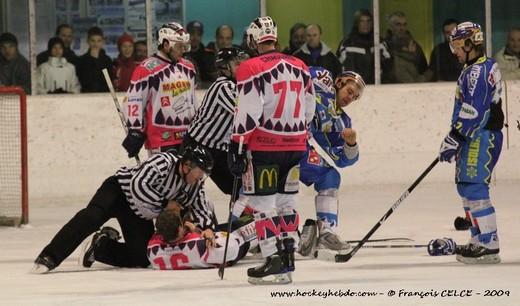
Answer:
[
  {"xmin": 227, "ymin": 141, "xmax": 247, "ymax": 177},
  {"xmin": 122, "ymin": 130, "xmax": 146, "ymax": 158},
  {"xmin": 439, "ymin": 129, "xmax": 464, "ymax": 163},
  {"xmin": 427, "ymin": 238, "xmax": 457, "ymax": 256}
]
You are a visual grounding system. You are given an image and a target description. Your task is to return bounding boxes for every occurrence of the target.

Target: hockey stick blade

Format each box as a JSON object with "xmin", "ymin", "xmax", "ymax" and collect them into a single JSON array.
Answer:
[{"xmin": 335, "ymin": 158, "xmax": 439, "ymax": 263}]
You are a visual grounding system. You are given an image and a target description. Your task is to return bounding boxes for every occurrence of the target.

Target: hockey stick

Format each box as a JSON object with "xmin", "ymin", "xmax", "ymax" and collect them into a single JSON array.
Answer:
[
  {"xmin": 102, "ymin": 68, "xmax": 141, "ymax": 165},
  {"xmin": 360, "ymin": 244, "xmax": 427, "ymax": 248},
  {"xmin": 218, "ymin": 136, "xmax": 244, "ymax": 280},
  {"xmin": 335, "ymin": 158, "xmax": 439, "ymax": 263},
  {"xmin": 346, "ymin": 237, "xmax": 414, "ymax": 243}
]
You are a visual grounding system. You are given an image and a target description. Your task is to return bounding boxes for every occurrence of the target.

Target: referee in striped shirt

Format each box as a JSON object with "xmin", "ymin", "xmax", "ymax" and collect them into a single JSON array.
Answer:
[
  {"xmin": 32, "ymin": 144, "xmax": 214, "ymax": 273},
  {"xmin": 185, "ymin": 47, "xmax": 248, "ymax": 198}
]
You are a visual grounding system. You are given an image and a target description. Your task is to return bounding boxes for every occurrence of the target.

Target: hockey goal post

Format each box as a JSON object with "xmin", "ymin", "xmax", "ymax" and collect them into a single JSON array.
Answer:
[{"xmin": 0, "ymin": 86, "xmax": 28, "ymax": 226}]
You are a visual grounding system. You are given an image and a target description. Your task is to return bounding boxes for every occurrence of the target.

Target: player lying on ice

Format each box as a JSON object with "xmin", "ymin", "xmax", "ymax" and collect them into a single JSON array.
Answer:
[
  {"xmin": 147, "ymin": 207, "xmax": 257, "ymax": 270},
  {"xmin": 298, "ymin": 66, "xmax": 366, "ymax": 259}
]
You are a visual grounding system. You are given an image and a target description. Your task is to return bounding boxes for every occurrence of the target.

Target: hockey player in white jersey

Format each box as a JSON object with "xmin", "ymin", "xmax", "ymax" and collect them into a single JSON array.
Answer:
[
  {"xmin": 227, "ymin": 16, "xmax": 316, "ymax": 284},
  {"xmin": 147, "ymin": 209, "xmax": 257, "ymax": 270},
  {"xmin": 122, "ymin": 22, "xmax": 197, "ymax": 157},
  {"xmin": 298, "ymin": 67, "xmax": 365, "ymax": 258}
]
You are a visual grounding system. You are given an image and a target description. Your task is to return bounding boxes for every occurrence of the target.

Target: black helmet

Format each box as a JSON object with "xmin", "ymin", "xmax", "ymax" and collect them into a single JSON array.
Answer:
[
  {"xmin": 180, "ymin": 144, "xmax": 214, "ymax": 174},
  {"xmin": 215, "ymin": 47, "xmax": 248, "ymax": 70}
]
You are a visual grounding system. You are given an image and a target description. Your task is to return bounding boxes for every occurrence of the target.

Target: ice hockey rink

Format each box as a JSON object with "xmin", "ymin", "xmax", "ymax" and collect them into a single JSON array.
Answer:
[{"xmin": 1, "ymin": 83, "xmax": 520, "ymax": 306}]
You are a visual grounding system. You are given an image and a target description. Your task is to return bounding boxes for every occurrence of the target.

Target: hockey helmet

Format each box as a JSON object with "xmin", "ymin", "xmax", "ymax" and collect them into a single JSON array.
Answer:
[
  {"xmin": 335, "ymin": 71, "xmax": 366, "ymax": 99},
  {"xmin": 180, "ymin": 144, "xmax": 214, "ymax": 174},
  {"xmin": 449, "ymin": 21, "xmax": 484, "ymax": 52},
  {"xmin": 246, "ymin": 16, "xmax": 277, "ymax": 46},
  {"xmin": 215, "ymin": 47, "xmax": 249, "ymax": 70},
  {"xmin": 157, "ymin": 22, "xmax": 191, "ymax": 52}
]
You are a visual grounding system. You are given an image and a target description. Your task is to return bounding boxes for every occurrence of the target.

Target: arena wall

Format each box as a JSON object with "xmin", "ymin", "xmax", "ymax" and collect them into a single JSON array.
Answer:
[{"xmin": 26, "ymin": 81, "xmax": 520, "ymax": 199}]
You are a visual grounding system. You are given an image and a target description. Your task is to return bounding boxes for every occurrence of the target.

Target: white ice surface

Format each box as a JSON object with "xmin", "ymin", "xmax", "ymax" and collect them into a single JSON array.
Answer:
[{"xmin": 1, "ymin": 179, "xmax": 519, "ymax": 306}]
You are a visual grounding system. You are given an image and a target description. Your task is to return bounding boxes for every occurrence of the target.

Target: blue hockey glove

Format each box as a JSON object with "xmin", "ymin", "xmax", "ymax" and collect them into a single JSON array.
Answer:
[
  {"xmin": 427, "ymin": 238, "xmax": 457, "ymax": 256},
  {"xmin": 227, "ymin": 141, "xmax": 247, "ymax": 177},
  {"xmin": 122, "ymin": 130, "xmax": 146, "ymax": 158},
  {"xmin": 439, "ymin": 130, "xmax": 464, "ymax": 163}
]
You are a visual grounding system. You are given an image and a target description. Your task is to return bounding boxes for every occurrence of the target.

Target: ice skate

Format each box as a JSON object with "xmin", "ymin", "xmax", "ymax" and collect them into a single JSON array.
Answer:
[
  {"xmin": 30, "ymin": 254, "xmax": 57, "ymax": 274},
  {"xmin": 314, "ymin": 221, "xmax": 351, "ymax": 261},
  {"xmin": 247, "ymin": 254, "xmax": 292, "ymax": 285},
  {"xmin": 297, "ymin": 219, "xmax": 318, "ymax": 257},
  {"xmin": 79, "ymin": 226, "xmax": 121, "ymax": 268},
  {"xmin": 456, "ymin": 243, "xmax": 500, "ymax": 264}
]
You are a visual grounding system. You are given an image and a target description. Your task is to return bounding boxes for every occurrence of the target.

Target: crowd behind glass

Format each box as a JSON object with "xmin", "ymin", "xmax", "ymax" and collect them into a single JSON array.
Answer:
[{"xmin": 0, "ymin": 8, "xmax": 519, "ymax": 95}]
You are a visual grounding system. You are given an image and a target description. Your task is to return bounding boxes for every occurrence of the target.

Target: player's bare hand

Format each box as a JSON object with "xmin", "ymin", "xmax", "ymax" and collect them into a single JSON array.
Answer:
[
  {"xmin": 183, "ymin": 221, "xmax": 197, "ymax": 233},
  {"xmin": 202, "ymin": 229, "xmax": 216, "ymax": 248},
  {"xmin": 341, "ymin": 128, "xmax": 357, "ymax": 145}
]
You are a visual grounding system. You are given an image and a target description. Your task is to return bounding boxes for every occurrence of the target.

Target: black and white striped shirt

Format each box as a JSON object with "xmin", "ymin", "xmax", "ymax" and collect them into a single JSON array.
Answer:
[
  {"xmin": 188, "ymin": 76, "xmax": 236, "ymax": 151},
  {"xmin": 115, "ymin": 152, "xmax": 214, "ymax": 229}
]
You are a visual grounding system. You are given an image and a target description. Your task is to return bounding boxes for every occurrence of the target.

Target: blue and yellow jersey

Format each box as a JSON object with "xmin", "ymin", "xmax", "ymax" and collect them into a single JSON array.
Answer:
[
  {"xmin": 452, "ymin": 56, "xmax": 503, "ymax": 139},
  {"xmin": 309, "ymin": 66, "xmax": 357, "ymax": 168}
]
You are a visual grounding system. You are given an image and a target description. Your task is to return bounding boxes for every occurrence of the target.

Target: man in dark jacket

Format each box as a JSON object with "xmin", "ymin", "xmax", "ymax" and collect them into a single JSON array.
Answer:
[
  {"xmin": 76, "ymin": 26, "xmax": 114, "ymax": 93},
  {"xmin": 382, "ymin": 11, "xmax": 429, "ymax": 83},
  {"xmin": 184, "ymin": 20, "xmax": 217, "ymax": 87},
  {"xmin": 37, "ymin": 24, "xmax": 78, "ymax": 67},
  {"xmin": 0, "ymin": 32, "xmax": 31, "ymax": 94},
  {"xmin": 294, "ymin": 24, "xmax": 341, "ymax": 78},
  {"xmin": 429, "ymin": 19, "xmax": 462, "ymax": 81}
]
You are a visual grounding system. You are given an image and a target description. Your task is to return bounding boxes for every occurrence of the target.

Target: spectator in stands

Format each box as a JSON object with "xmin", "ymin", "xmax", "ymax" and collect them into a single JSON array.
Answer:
[
  {"xmin": 382, "ymin": 11, "xmax": 429, "ymax": 83},
  {"xmin": 184, "ymin": 20, "xmax": 217, "ymax": 86},
  {"xmin": 0, "ymin": 32, "xmax": 31, "ymax": 94},
  {"xmin": 113, "ymin": 33, "xmax": 137, "ymax": 92},
  {"xmin": 293, "ymin": 24, "xmax": 341, "ymax": 78},
  {"xmin": 207, "ymin": 25, "xmax": 236, "ymax": 53},
  {"xmin": 36, "ymin": 37, "xmax": 80, "ymax": 94},
  {"xmin": 76, "ymin": 26, "xmax": 114, "ymax": 93},
  {"xmin": 37, "ymin": 24, "xmax": 78, "ymax": 67},
  {"xmin": 428, "ymin": 19, "xmax": 462, "ymax": 81},
  {"xmin": 495, "ymin": 27, "xmax": 520, "ymax": 80},
  {"xmin": 134, "ymin": 40, "xmax": 147, "ymax": 62},
  {"xmin": 282, "ymin": 23, "xmax": 306, "ymax": 55},
  {"xmin": 336, "ymin": 9, "xmax": 391, "ymax": 84}
]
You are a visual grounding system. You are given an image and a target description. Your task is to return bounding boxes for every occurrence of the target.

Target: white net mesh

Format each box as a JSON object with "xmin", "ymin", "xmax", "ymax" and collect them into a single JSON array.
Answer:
[{"xmin": 0, "ymin": 89, "xmax": 24, "ymax": 224}]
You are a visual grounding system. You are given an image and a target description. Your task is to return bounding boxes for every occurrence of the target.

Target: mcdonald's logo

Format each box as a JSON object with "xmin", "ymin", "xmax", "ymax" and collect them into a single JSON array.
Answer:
[{"xmin": 258, "ymin": 167, "xmax": 278, "ymax": 191}]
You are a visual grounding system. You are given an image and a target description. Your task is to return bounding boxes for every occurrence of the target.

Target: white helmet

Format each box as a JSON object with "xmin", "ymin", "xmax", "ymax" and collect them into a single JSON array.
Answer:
[
  {"xmin": 157, "ymin": 22, "xmax": 191, "ymax": 52},
  {"xmin": 247, "ymin": 16, "xmax": 277, "ymax": 46}
]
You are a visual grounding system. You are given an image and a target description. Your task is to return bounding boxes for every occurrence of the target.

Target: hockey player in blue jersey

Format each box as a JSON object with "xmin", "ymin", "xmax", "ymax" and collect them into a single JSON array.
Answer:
[
  {"xmin": 298, "ymin": 66, "xmax": 365, "ymax": 257},
  {"xmin": 438, "ymin": 22, "xmax": 504, "ymax": 264}
]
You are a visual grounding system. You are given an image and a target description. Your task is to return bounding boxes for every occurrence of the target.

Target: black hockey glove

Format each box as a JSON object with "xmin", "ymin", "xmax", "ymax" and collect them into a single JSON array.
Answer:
[
  {"xmin": 122, "ymin": 130, "xmax": 146, "ymax": 158},
  {"xmin": 227, "ymin": 141, "xmax": 247, "ymax": 177}
]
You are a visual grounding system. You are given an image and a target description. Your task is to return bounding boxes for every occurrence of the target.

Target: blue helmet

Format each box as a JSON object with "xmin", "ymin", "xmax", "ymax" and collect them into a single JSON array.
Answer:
[{"xmin": 449, "ymin": 21, "xmax": 484, "ymax": 51}]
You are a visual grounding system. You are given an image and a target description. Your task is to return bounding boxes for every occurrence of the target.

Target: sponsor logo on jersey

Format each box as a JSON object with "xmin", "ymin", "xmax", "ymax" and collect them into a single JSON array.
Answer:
[
  {"xmin": 467, "ymin": 136, "xmax": 481, "ymax": 168},
  {"xmin": 459, "ymin": 102, "xmax": 479, "ymax": 120},
  {"xmin": 468, "ymin": 65, "xmax": 481, "ymax": 96},
  {"xmin": 314, "ymin": 69, "xmax": 334, "ymax": 92},
  {"xmin": 160, "ymin": 96, "xmax": 171, "ymax": 107},
  {"xmin": 257, "ymin": 166, "xmax": 278, "ymax": 193},
  {"xmin": 488, "ymin": 63, "xmax": 501, "ymax": 87},
  {"xmin": 284, "ymin": 165, "xmax": 300, "ymax": 193},
  {"xmin": 162, "ymin": 80, "xmax": 191, "ymax": 97},
  {"xmin": 145, "ymin": 59, "xmax": 161, "ymax": 70}
]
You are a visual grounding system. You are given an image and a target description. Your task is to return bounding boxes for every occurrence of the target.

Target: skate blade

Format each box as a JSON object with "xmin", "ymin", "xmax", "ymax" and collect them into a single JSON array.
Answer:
[
  {"xmin": 456, "ymin": 254, "xmax": 501, "ymax": 264},
  {"xmin": 248, "ymin": 272, "xmax": 292, "ymax": 285},
  {"xmin": 315, "ymin": 248, "xmax": 351, "ymax": 262}
]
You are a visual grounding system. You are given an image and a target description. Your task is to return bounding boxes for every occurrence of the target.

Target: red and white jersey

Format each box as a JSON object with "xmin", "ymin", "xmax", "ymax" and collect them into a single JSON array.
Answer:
[
  {"xmin": 125, "ymin": 54, "xmax": 196, "ymax": 150},
  {"xmin": 147, "ymin": 231, "xmax": 244, "ymax": 270},
  {"xmin": 231, "ymin": 51, "xmax": 316, "ymax": 151}
]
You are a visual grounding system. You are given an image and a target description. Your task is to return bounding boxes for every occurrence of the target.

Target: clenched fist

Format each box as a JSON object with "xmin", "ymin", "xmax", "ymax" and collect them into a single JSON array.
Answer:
[{"xmin": 341, "ymin": 128, "xmax": 357, "ymax": 146}]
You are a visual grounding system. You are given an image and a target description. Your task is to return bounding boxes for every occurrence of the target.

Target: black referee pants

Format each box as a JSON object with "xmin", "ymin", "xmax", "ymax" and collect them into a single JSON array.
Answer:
[{"xmin": 39, "ymin": 176, "xmax": 154, "ymax": 268}]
